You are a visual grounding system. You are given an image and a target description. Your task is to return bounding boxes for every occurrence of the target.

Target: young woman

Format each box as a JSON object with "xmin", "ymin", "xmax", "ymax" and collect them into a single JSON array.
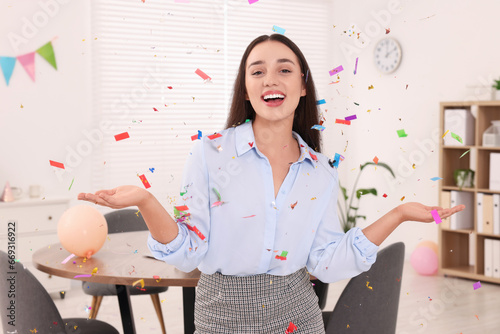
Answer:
[{"xmin": 78, "ymin": 34, "xmax": 464, "ymax": 333}]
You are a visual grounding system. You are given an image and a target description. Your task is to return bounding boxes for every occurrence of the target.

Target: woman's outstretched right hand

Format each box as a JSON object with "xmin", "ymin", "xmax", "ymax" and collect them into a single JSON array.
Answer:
[{"xmin": 77, "ymin": 185, "xmax": 151, "ymax": 209}]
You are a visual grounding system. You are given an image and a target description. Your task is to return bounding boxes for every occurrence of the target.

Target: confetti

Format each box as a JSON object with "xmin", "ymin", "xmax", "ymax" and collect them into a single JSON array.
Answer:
[
  {"xmin": 174, "ymin": 0, "xmax": 190, "ymax": 2},
  {"xmin": 191, "ymin": 130, "xmax": 202, "ymax": 141},
  {"xmin": 285, "ymin": 322, "xmax": 298, "ymax": 333},
  {"xmin": 309, "ymin": 151, "xmax": 318, "ymax": 161},
  {"xmin": 311, "ymin": 124, "xmax": 325, "ymax": 131},
  {"xmin": 133, "ymin": 278, "xmax": 145, "ymax": 288},
  {"xmin": 114, "ymin": 132, "xmax": 130, "ymax": 141},
  {"xmin": 451, "ymin": 132, "xmax": 463, "ymax": 144},
  {"xmin": 328, "ymin": 153, "xmax": 344, "ymax": 168},
  {"xmin": 276, "ymin": 251, "xmax": 288, "ymax": 261},
  {"xmin": 290, "ymin": 201, "xmax": 298, "ymax": 209},
  {"xmin": 74, "ymin": 274, "xmax": 92, "ymax": 278},
  {"xmin": 68, "ymin": 177, "xmax": 75, "ymax": 190},
  {"xmin": 305, "ymin": 69, "xmax": 309, "ymax": 83},
  {"xmin": 207, "ymin": 133, "xmax": 222, "ymax": 140},
  {"xmin": 368, "ymin": 85, "xmax": 374, "ymax": 90},
  {"xmin": 272, "ymin": 25, "xmax": 286, "ymax": 34},
  {"xmin": 366, "ymin": 281, "xmax": 373, "ymax": 290},
  {"xmin": 353, "ymin": 57, "xmax": 358, "ymax": 74},
  {"xmin": 153, "ymin": 107, "xmax": 158, "ymax": 111},
  {"xmin": 345, "ymin": 114, "xmax": 357, "ymax": 121},
  {"xmin": 431, "ymin": 209, "xmax": 442, "ymax": 224},
  {"xmin": 335, "ymin": 119, "xmax": 351, "ymax": 125},
  {"xmin": 242, "ymin": 215, "xmax": 256, "ymax": 218},
  {"xmin": 91, "ymin": 267, "xmax": 98, "ymax": 276},
  {"xmin": 316, "ymin": 99, "xmax": 326, "ymax": 105},
  {"xmin": 248, "ymin": 0, "xmax": 259, "ymax": 3},
  {"xmin": 460, "ymin": 149, "xmax": 470, "ymax": 158},
  {"xmin": 473, "ymin": 281, "xmax": 481, "ymax": 290},
  {"xmin": 186, "ymin": 224, "xmax": 206, "ymax": 240},
  {"xmin": 383, "ymin": 194, "xmax": 388, "ymax": 198},
  {"xmin": 248, "ymin": 142, "xmax": 254, "ymax": 147},
  {"xmin": 138, "ymin": 174, "xmax": 151, "ymax": 189},
  {"xmin": 195, "ymin": 68, "xmax": 211, "ymax": 81},
  {"xmin": 329, "ymin": 65, "xmax": 344, "ymax": 76},
  {"xmin": 149, "ymin": 167, "xmax": 155, "ymax": 173},
  {"xmin": 430, "ymin": 177, "xmax": 442, "ymax": 181},
  {"xmin": 373, "ymin": 156, "xmax": 379, "ymax": 164},
  {"xmin": 61, "ymin": 254, "xmax": 75, "ymax": 264},
  {"xmin": 400, "ymin": 196, "xmax": 405, "ymax": 201},
  {"xmin": 385, "ymin": 28, "xmax": 391, "ymax": 34},
  {"xmin": 397, "ymin": 129, "xmax": 408, "ymax": 138},
  {"xmin": 49, "ymin": 160, "xmax": 65, "ymax": 169}
]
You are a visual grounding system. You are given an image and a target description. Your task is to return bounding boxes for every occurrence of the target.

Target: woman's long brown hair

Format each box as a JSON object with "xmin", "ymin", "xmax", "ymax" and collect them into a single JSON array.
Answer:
[{"xmin": 224, "ymin": 34, "xmax": 322, "ymax": 152}]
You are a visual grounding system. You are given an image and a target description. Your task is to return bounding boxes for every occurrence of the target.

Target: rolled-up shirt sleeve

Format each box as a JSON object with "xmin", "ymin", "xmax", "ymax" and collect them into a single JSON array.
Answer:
[
  {"xmin": 307, "ymin": 172, "xmax": 379, "ymax": 283},
  {"xmin": 147, "ymin": 138, "xmax": 211, "ymax": 272}
]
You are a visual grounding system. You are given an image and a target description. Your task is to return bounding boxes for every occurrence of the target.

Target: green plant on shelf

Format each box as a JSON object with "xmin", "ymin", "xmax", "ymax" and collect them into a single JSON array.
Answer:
[
  {"xmin": 493, "ymin": 79, "xmax": 500, "ymax": 90},
  {"xmin": 338, "ymin": 161, "xmax": 395, "ymax": 233}
]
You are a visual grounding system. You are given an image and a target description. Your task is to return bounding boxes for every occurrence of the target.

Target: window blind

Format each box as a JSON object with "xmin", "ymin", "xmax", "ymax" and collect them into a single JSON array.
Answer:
[{"xmin": 91, "ymin": 0, "xmax": 331, "ymax": 210}]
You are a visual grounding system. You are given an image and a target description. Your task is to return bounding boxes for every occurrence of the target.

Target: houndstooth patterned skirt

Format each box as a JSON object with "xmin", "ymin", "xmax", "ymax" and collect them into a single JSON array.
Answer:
[{"xmin": 194, "ymin": 268, "xmax": 325, "ymax": 334}]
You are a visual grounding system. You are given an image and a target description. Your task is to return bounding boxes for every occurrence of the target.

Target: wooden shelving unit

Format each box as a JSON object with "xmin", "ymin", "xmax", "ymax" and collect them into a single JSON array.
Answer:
[{"xmin": 439, "ymin": 101, "xmax": 500, "ymax": 284}]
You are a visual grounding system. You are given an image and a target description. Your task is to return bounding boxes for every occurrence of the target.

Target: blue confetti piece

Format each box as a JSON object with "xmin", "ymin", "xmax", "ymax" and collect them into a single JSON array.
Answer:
[
  {"xmin": 430, "ymin": 177, "xmax": 442, "ymax": 181},
  {"xmin": 198, "ymin": 130, "xmax": 202, "ymax": 139},
  {"xmin": 311, "ymin": 125, "xmax": 325, "ymax": 131},
  {"xmin": 316, "ymin": 99, "xmax": 326, "ymax": 105},
  {"xmin": 272, "ymin": 25, "xmax": 286, "ymax": 34},
  {"xmin": 149, "ymin": 168, "xmax": 155, "ymax": 173}
]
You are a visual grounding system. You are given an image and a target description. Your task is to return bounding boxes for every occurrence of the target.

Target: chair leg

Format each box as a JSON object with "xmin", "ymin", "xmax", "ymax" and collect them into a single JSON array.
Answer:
[
  {"xmin": 150, "ymin": 294, "xmax": 167, "ymax": 334},
  {"xmin": 90, "ymin": 295, "xmax": 104, "ymax": 319}
]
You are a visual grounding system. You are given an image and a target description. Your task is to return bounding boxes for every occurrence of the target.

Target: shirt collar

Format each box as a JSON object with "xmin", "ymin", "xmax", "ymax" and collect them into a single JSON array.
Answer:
[{"xmin": 234, "ymin": 120, "xmax": 316, "ymax": 166}]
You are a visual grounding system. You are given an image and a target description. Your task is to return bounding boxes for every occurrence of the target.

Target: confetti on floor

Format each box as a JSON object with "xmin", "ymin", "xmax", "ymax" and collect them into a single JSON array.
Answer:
[{"xmin": 473, "ymin": 281, "xmax": 481, "ymax": 290}]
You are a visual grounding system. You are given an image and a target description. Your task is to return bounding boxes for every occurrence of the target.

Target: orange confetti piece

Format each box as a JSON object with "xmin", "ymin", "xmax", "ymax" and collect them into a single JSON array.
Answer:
[
  {"xmin": 49, "ymin": 160, "xmax": 65, "ymax": 169},
  {"xmin": 114, "ymin": 132, "xmax": 130, "ymax": 141},
  {"xmin": 400, "ymin": 196, "xmax": 405, "ymax": 201},
  {"xmin": 373, "ymin": 156, "xmax": 379, "ymax": 164},
  {"xmin": 290, "ymin": 201, "xmax": 298, "ymax": 210}
]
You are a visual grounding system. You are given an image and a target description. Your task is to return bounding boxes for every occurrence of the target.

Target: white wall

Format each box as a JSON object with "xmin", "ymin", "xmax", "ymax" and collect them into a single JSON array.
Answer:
[
  {"xmin": 2, "ymin": 0, "xmax": 500, "ymax": 260},
  {"xmin": 0, "ymin": 0, "xmax": 91, "ymax": 206},
  {"xmin": 324, "ymin": 0, "xmax": 500, "ymax": 257}
]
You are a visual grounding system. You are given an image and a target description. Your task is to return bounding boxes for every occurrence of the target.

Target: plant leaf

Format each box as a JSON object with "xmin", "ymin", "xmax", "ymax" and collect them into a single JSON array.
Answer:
[
  {"xmin": 359, "ymin": 162, "xmax": 396, "ymax": 178},
  {"xmin": 355, "ymin": 215, "xmax": 367, "ymax": 220},
  {"xmin": 356, "ymin": 188, "xmax": 377, "ymax": 199},
  {"xmin": 341, "ymin": 186, "xmax": 348, "ymax": 201}
]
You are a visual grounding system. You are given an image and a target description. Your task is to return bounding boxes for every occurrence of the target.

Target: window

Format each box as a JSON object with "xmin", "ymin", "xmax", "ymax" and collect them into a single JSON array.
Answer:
[{"xmin": 91, "ymin": 0, "xmax": 331, "ymax": 209}]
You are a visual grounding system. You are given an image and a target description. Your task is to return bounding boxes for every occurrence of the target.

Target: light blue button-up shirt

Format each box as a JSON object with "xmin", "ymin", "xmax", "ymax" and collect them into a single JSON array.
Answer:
[{"xmin": 148, "ymin": 121, "xmax": 378, "ymax": 283}]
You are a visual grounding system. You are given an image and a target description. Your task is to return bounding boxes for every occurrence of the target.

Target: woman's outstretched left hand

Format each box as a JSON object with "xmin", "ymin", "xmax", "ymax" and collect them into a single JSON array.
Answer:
[{"xmin": 398, "ymin": 202, "xmax": 465, "ymax": 223}]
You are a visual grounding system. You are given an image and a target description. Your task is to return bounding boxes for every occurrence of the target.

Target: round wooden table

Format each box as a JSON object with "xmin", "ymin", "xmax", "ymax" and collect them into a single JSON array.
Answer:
[{"xmin": 32, "ymin": 230, "xmax": 200, "ymax": 334}]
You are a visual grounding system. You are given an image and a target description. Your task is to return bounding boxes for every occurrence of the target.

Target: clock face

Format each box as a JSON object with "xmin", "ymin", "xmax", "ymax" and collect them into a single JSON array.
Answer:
[{"xmin": 374, "ymin": 38, "xmax": 402, "ymax": 74}]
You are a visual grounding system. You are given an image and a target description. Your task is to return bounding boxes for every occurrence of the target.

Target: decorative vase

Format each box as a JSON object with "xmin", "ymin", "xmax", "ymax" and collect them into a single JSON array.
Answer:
[{"xmin": 492, "ymin": 89, "xmax": 500, "ymax": 100}]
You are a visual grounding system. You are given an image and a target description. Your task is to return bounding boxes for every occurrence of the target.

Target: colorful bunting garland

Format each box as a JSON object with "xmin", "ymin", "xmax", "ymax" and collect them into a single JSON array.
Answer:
[{"xmin": 0, "ymin": 40, "xmax": 57, "ymax": 86}]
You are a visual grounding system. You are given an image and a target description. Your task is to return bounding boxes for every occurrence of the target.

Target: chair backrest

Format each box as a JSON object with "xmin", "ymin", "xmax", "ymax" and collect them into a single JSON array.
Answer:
[
  {"xmin": 0, "ymin": 250, "xmax": 67, "ymax": 334},
  {"xmin": 325, "ymin": 242, "xmax": 405, "ymax": 334},
  {"xmin": 105, "ymin": 209, "xmax": 148, "ymax": 234}
]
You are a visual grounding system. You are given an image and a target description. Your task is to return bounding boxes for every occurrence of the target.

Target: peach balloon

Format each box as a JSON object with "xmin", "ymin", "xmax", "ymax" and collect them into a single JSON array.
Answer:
[
  {"xmin": 57, "ymin": 205, "xmax": 108, "ymax": 258},
  {"xmin": 416, "ymin": 240, "xmax": 438, "ymax": 255}
]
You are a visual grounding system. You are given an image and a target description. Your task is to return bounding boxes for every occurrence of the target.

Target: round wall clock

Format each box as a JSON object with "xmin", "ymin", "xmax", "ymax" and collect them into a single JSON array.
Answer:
[{"xmin": 374, "ymin": 38, "xmax": 402, "ymax": 74}]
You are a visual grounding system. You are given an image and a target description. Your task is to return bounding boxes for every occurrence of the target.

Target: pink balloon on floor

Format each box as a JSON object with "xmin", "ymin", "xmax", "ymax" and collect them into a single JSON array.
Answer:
[
  {"xmin": 410, "ymin": 243, "xmax": 439, "ymax": 276},
  {"xmin": 57, "ymin": 205, "xmax": 108, "ymax": 258}
]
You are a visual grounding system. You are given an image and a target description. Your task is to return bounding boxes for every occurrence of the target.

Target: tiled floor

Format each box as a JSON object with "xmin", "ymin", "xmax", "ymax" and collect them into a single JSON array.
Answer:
[{"xmin": 6, "ymin": 261, "xmax": 500, "ymax": 333}]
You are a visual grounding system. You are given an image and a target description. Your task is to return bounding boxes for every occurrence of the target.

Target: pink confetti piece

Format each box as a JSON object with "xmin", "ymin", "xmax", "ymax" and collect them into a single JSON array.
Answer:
[
  {"xmin": 61, "ymin": 254, "xmax": 75, "ymax": 264},
  {"xmin": 353, "ymin": 57, "xmax": 359, "ymax": 74},
  {"xmin": 329, "ymin": 65, "xmax": 344, "ymax": 76},
  {"xmin": 431, "ymin": 209, "xmax": 442, "ymax": 224},
  {"xmin": 243, "ymin": 215, "xmax": 256, "ymax": 218},
  {"xmin": 74, "ymin": 274, "xmax": 92, "ymax": 278},
  {"xmin": 211, "ymin": 201, "xmax": 224, "ymax": 208},
  {"xmin": 345, "ymin": 114, "xmax": 357, "ymax": 121},
  {"xmin": 473, "ymin": 281, "xmax": 481, "ymax": 290},
  {"xmin": 248, "ymin": 0, "xmax": 259, "ymax": 3},
  {"xmin": 195, "ymin": 68, "xmax": 211, "ymax": 81}
]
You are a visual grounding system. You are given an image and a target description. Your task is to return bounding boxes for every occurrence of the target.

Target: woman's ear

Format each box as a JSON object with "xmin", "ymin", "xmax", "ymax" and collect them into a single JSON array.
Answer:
[
  {"xmin": 301, "ymin": 73, "xmax": 306, "ymax": 96},
  {"xmin": 245, "ymin": 93, "xmax": 249, "ymax": 100}
]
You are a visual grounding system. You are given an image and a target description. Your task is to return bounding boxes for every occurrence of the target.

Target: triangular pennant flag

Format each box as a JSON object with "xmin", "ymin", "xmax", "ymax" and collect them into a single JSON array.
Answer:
[
  {"xmin": 17, "ymin": 52, "xmax": 36, "ymax": 82},
  {"xmin": 0, "ymin": 57, "xmax": 16, "ymax": 86},
  {"xmin": 36, "ymin": 41, "xmax": 57, "ymax": 70}
]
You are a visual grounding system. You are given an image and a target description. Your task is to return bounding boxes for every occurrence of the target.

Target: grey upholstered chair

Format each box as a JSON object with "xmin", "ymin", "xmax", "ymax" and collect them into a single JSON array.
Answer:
[
  {"xmin": 323, "ymin": 242, "xmax": 405, "ymax": 334},
  {"xmin": 82, "ymin": 209, "xmax": 168, "ymax": 334},
  {"xmin": 0, "ymin": 250, "xmax": 119, "ymax": 334}
]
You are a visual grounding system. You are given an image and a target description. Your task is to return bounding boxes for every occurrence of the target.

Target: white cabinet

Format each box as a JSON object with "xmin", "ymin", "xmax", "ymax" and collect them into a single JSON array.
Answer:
[{"xmin": 0, "ymin": 198, "xmax": 71, "ymax": 295}]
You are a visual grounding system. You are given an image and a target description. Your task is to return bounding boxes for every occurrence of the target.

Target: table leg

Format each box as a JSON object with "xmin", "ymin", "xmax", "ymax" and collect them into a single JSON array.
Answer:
[
  {"xmin": 182, "ymin": 287, "xmax": 196, "ymax": 334},
  {"xmin": 116, "ymin": 284, "xmax": 136, "ymax": 334}
]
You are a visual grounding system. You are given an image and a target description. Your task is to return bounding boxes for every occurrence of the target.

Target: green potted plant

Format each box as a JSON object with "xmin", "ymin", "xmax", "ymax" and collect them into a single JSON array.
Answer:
[
  {"xmin": 492, "ymin": 78, "xmax": 500, "ymax": 100},
  {"xmin": 338, "ymin": 161, "xmax": 396, "ymax": 233}
]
